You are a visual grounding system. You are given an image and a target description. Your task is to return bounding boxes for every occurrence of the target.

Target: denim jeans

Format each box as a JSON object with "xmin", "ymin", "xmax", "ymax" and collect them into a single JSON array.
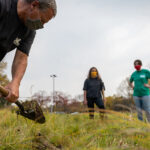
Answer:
[{"xmin": 133, "ymin": 96, "xmax": 150, "ymax": 122}]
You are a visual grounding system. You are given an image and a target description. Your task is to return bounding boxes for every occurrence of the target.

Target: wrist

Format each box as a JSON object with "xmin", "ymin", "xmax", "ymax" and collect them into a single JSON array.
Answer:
[{"xmin": 11, "ymin": 80, "xmax": 20, "ymax": 87}]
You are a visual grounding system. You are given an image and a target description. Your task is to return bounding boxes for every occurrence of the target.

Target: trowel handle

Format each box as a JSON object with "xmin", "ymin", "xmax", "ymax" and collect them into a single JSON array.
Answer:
[
  {"xmin": 0, "ymin": 85, "xmax": 24, "ymax": 111},
  {"xmin": 0, "ymin": 85, "xmax": 9, "ymax": 97}
]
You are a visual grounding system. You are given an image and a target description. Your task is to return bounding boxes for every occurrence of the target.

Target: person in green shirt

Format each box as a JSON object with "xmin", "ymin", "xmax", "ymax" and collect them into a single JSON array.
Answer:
[{"xmin": 129, "ymin": 59, "xmax": 150, "ymax": 122}]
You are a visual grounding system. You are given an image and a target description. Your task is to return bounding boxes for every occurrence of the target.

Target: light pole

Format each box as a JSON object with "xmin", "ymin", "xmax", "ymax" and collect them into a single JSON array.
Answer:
[{"xmin": 50, "ymin": 74, "xmax": 57, "ymax": 113}]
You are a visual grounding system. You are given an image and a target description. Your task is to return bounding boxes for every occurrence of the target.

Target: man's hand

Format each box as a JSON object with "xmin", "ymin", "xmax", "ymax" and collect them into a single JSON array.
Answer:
[
  {"xmin": 144, "ymin": 84, "xmax": 150, "ymax": 89},
  {"xmin": 5, "ymin": 82, "xmax": 19, "ymax": 103}
]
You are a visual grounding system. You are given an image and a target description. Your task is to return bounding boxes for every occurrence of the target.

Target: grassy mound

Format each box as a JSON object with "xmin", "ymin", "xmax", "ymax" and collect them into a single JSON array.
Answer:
[{"xmin": 0, "ymin": 109, "xmax": 150, "ymax": 150}]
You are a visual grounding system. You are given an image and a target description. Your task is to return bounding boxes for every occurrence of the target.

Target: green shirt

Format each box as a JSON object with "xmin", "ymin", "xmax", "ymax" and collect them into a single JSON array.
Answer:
[{"xmin": 130, "ymin": 69, "xmax": 150, "ymax": 96}]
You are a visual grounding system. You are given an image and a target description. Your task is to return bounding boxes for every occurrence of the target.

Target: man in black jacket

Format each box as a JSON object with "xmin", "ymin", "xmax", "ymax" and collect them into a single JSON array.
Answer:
[{"xmin": 0, "ymin": 0, "xmax": 57, "ymax": 102}]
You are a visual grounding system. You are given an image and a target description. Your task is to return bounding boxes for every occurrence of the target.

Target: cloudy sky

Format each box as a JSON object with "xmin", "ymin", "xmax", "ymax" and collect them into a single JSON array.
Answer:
[{"xmin": 4, "ymin": 0, "xmax": 150, "ymax": 98}]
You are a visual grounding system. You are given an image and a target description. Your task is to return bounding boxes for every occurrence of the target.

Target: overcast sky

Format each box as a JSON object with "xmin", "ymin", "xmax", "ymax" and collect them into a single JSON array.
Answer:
[{"xmin": 4, "ymin": 0, "xmax": 150, "ymax": 99}]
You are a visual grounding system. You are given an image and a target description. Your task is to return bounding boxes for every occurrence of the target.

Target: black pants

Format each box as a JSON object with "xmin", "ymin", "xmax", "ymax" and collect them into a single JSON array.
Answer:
[{"xmin": 87, "ymin": 97, "xmax": 105, "ymax": 119}]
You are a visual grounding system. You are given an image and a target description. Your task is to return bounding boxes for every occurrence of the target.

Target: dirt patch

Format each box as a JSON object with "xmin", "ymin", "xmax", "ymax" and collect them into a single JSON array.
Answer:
[{"xmin": 32, "ymin": 133, "xmax": 62, "ymax": 150}]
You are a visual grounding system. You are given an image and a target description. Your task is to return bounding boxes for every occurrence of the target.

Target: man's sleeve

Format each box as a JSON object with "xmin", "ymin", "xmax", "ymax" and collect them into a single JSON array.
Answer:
[
  {"xmin": 129, "ymin": 74, "xmax": 133, "ymax": 83},
  {"xmin": 0, "ymin": 0, "xmax": 4, "ymax": 18},
  {"xmin": 83, "ymin": 79, "xmax": 88, "ymax": 90},
  {"xmin": 146, "ymin": 70, "xmax": 150, "ymax": 79},
  {"xmin": 17, "ymin": 30, "xmax": 36, "ymax": 56},
  {"xmin": 0, "ymin": 0, "xmax": 2, "ymax": 18}
]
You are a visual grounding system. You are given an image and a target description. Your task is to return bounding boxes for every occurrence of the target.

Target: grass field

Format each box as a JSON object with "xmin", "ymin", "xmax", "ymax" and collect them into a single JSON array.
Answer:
[{"xmin": 0, "ymin": 109, "xmax": 150, "ymax": 150}]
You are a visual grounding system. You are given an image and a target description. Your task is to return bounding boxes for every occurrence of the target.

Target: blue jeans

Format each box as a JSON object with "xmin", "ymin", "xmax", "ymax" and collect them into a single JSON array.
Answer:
[{"xmin": 133, "ymin": 96, "xmax": 150, "ymax": 122}]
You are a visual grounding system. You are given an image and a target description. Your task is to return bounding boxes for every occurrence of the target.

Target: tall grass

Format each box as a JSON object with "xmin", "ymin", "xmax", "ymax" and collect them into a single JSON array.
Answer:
[{"xmin": 0, "ymin": 108, "xmax": 150, "ymax": 150}]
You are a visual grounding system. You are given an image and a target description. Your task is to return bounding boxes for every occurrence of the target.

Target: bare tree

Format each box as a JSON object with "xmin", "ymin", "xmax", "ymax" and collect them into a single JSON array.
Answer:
[
  {"xmin": 117, "ymin": 77, "xmax": 133, "ymax": 99},
  {"xmin": 32, "ymin": 91, "xmax": 51, "ymax": 107},
  {"xmin": 74, "ymin": 94, "xmax": 84, "ymax": 102}
]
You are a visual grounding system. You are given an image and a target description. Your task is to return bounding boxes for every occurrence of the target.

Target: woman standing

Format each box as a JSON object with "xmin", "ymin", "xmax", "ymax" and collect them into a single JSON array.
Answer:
[
  {"xmin": 83, "ymin": 67, "xmax": 106, "ymax": 119},
  {"xmin": 129, "ymin": 59, "xmax": 150, "ymax": 122}
]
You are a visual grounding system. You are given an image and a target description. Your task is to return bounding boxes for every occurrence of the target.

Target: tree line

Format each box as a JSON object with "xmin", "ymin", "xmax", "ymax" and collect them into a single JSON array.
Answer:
[{"xmin": 0, "ymin": 62, "xmax": 136, "ymax": 112}]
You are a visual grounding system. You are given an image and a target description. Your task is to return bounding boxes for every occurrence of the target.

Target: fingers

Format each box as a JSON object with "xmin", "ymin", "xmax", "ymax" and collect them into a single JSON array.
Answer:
[
  {"xmin": 3, "ymin": 82, "xmax": 19, "ymax": 103},
  {"xmin": 5, "ymin": 94, "xmax": 18, "ymax": 103},
  {"xmin": 4, "ymin": 88, "xmax": 18, "ymax": 103}
]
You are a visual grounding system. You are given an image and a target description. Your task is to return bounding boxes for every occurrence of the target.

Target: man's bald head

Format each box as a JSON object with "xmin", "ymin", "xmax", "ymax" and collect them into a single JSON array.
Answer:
[{"xmin": 25, "ymin": 0, "xmax": 57, "ymax": 17}]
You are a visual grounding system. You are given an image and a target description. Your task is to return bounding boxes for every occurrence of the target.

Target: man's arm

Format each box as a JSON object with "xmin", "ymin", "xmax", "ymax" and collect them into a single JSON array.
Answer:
[
  {"xmin": 5, "ymin": 50, "xmax": 28, "ymax": 102},
  {"xmin": 144, "ymin": 84, "xmax": 150, "ymax": 88},
  {"xmin": 129, "ymin": 74, "xmax": 134, "ymax": 89},
  {"xmin": 129, "ymin": 82, "xmax": 134, "ymax": 89}
]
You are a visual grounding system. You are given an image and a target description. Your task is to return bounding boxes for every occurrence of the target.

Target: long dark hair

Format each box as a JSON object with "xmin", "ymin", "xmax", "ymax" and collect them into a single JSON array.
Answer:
[{"xmin": 87, "ymin": 67, "xmax": 101, "ymax": 80}]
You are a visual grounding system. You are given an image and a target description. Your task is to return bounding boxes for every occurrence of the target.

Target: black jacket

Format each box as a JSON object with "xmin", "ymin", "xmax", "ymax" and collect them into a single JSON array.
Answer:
[{"xmin": 83, "ymin": 78, "xmax": 105, "ymax": 98}]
